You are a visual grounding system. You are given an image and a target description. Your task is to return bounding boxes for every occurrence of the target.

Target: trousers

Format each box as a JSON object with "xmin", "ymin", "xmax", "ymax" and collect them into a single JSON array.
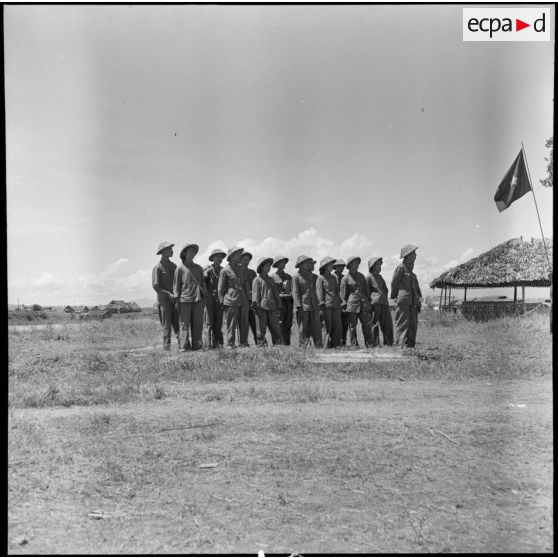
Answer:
[
  {"xmin": 371, "ymin": 304, "xmax": 394, "ymax": 346},
  {"xmin": 296, "ymin": 308, "xmax": 322, "ymax": 347},
  {"xmin": 278, "ymin": 298, "xmax": 294, "ymax": 345},
  {"xmin": 321, "ymin": 307, "xmax": 342, "ymax": 348},
  {"xmin": 256, "ymin": 309, "xmax": 282, "ymax": 346},
  {"xmin": 204, "ymin": 297, "xmax": 224, "ymax": 348},
  {"xmin": 394, "ymin": 304, "xmax": 419, "ymax": 348},
  {"xmin": 347, "ymin": 310, "xmax": 374, "ymax": 347},
  {"xmin": 224, "ymin": 305, "xmax": 249, "ymax": 347},
  {"xmin": 179, "ymin": 300, "xmax": 205, "ymax": 350},
  {"xmin": 158, "ymin": 298, "xmax": 180, "ymax": 349}
]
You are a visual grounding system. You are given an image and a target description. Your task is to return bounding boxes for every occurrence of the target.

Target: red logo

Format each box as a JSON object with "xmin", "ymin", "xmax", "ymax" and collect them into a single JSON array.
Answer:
[{"xmin": 516, "ymin": 19, "xmax": 530, "ymax": 32}]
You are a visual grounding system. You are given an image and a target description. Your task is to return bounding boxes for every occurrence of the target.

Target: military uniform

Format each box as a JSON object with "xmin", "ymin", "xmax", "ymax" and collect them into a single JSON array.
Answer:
[
  {"xmin": 333, "ymin": 260, "xmax": 349, "ymax": 346},
  {"xmin": 244, "ymin": 264, "xmax": 259, "ymax": 345},
  {"xmin": 252, "ymin": 258, "xmax": 282, "ymax": 346},
  {"xmin": 174, "ymin": 244, "xmax": 206, "ymax": 351},
  {"xmin": 271, "ymin": 256, "xmax": 293, "ymax": 345},
  {"xmin": 340, "ymin": 258, "xmax": 374, "ymax": 347},
  {"xmin": 203, "ymin": 249, "xmax": 226, "ymax": 348},
  {"xmin": 292, "ymin": 256, "xmax": 322, "ymax": 347},
  {"xmin": 218, "ymin": 247, "xmax": 250, "ymax": 347},
  {"xmin": 366, "ymin": 257, "xmax": 394, "ymax": 346},
  {"xmin": 152, "ymin": 241, "xmax": 179, "ymax": 350},
  {"xmin": 391, "ymin": 245, "xmax": 422, "ymax": 348},
  {"xmin": 316, "ymin": 257, "xmax": 342, "ymax": 348}
]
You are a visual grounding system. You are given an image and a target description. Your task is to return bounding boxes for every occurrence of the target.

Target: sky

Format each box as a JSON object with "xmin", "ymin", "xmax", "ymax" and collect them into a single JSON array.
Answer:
[{"xmin": 5, "ymin": 4, "xmax": 554, "ymax": 306}]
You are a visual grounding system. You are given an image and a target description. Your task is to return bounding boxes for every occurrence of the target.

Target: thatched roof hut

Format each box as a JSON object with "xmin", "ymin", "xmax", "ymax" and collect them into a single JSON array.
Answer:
[
  {"xmin": 430, "ymin": 237, "xmax": 552, "ymax": 290},
  {"xmin": 430, "ymin": 237, "xmax": 552, "ymax": 319}
]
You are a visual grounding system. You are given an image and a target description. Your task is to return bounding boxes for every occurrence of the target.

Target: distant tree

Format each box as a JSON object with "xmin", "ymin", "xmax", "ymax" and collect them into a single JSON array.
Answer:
[
  {"xmin": 32, "ymin": 304, "xmax": 42, "ymax": 311},
  {"xmin": 540, "ymin": 137, "xmax": 553, "ymax": 188}
]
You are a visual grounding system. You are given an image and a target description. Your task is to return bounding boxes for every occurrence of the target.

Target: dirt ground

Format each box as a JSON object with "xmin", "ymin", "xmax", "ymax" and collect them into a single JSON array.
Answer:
[{"xmin": 8, "ymin": 375, "xmax": 552, "ymax": 554}]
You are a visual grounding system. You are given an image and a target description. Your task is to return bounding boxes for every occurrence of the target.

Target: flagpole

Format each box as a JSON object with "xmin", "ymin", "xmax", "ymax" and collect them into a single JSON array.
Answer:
[{"xmin": 521, "ymin": 142, "xmax": 552, "ymax": 275}]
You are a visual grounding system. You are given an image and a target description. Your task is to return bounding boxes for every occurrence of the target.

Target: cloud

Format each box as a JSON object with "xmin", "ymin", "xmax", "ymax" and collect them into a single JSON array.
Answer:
[
  {"xmin": 197, "ymin": 228, "xmax": 374, "ymax": 271},
  {"xmin": 8, "ymin": 232, "xmax": 478, "ymax": 305},
  {"xmin": 9, "ymin": 258, "xmax": 152, "ymax": 306}
]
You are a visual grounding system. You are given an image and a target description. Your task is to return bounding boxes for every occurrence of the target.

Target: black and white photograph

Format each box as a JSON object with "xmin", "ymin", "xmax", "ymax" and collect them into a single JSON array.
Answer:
[{"xmin": 6, "ymin": 3, "xmax": 553, "ymax": 554}]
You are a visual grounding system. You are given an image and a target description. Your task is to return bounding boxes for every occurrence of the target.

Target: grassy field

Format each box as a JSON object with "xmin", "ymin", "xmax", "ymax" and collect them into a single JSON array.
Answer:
[{"xmin": 8, "ymin": 308, "xmax": 553, "ymax": 554}]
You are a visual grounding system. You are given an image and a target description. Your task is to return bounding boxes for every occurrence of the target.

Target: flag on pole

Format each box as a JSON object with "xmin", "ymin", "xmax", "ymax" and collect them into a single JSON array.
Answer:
[{"xmin": 494, "ymin": 149, "xmax": 532, "ymax": 212}]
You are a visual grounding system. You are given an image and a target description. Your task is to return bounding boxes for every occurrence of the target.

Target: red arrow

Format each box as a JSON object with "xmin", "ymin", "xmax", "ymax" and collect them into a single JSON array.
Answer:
[{"xmin": 516, "ymin": 18, "xmax": 530, "ymax": 31}]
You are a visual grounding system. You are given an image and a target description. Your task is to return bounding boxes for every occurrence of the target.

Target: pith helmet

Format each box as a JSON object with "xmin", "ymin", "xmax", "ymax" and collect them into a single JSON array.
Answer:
[
  {"xmin": 240, "ymin": 251, "xmax": 253, "ymax": 261},
  {"xmin": 368, "ymin": 256, "xmax": 383, "ymax": 271},
  {"xmin": 156, "ymin": 241, "xmax": 174, "ymax": 255},
  {"xmin": 208, "ymin": 248, "xmax": 226, "ymax": 261},
  {"xmin": 295, "ymin": 255, "xmax": 315, "ymax": 268},
  {"xmin": 400, "ymin": 244, "xmax": 418, "ymax": 259},
  {"xmin": 333, "ymin": 258, "xmax": 346, "ymax": 268},
  {"xmin": 319, "ymin": 256, "xmax": 337, "ymax": 272},
  {"xmin": 272, "ymin": 255, "xmax": 289, "ymax": 267},
  {"xmin": 346, "ymin": 256, "xmax": 361, "ymax": 267},
  {"xmin": 179, "ymin": 243, "xmax": 199, "ymax": 258},
  {"xmin": 227, "ymin": 246, "xmax": 244, "ymax": 261},
  {"xmin": 256, "ymin": 257, "xmax": 273, "ymax": 274}
]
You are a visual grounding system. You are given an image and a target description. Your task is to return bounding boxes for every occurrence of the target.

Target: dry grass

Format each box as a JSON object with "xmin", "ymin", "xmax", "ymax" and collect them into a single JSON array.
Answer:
[{"xmin": 7, "ymin": 308, "xmax": 553, "ymax": 553}]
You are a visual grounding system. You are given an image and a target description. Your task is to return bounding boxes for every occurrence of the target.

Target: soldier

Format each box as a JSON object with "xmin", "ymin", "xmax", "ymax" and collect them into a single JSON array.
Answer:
[
  {"xmin": 391, "ymin": 245, "xmax": 422, "ymax": 349},
  {"xmin": 252, "ymin": 257, "xmax": 282, "ymax": 346},
  {"xmin": 240, "ymin": 251, "xmax": 259, "ymax": 345},
  {"xmin": 271, "ymin": 255, "xmax": 293, "ymax": 345},
  {"xmin": 340, "ymin": 256, "xmax": 374, "ymax": 347},
  {"xmin": 366, "ymin": 256, "xmax": 394, "ymax": 346},
  {"xmin": 316, "ymin": 256, "xmax": 342, "ymax": 348},
  {"xmin": 173, "ymin": 243, "xmax": 207, "ymax": 351},
  {"xmin": 218, "ymin": 246, "xmax": 251, "ymax": 348},
  {"xmin": 292, "ymin": 255, "xmax": 322, "ymax": 348},
  {"xmin": 203, "ymin": 248, "xmax": 226, "ymax": 348},
  {"xmin": 333, "ymin": 259, "xmax": 349, "ymax": 346},
  {"xmin": 152, "ymin": 241, "xmax": 180, "ymax": 350}
]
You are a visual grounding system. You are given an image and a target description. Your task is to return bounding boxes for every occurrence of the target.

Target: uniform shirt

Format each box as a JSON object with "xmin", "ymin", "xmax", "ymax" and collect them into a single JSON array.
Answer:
[
  {"xmin": 271, "ymin": 270, "xmax": 293, "ymax": 300},
  {"xmin": 244, "ymin": 267, "xmax": 257, "ymax": 301},
  {"xmin": 334, "ymin": 271, "xmax": 344, "ymax": 290},
  {"xmin": 292, "ymin": 270, "xmax": 319, "ymax": 311},
  {"xmin": 203, "ymin": 264, "xmax": 222, "ymax": 302},
  {"xmin": 390, "ymin": 262, "xmax": 422, "ymax": 306},
  {"xmin": 366, "ymin": 272, "xmax": 389, "ymax": 306},
  {"xmin": 252, "ymin": 274, "xmax": 282, "ymax": 311},
  {"xmin": 316, "ymin": 272, "xmax": 341, "ymax": 309},
  {"xmin": 218, "ymin": 264, "xmax": 250, "ymax": 307},
  {"xmin": 174, "ymin": 262, "xmax": 205, "ymax": 303},
  {"xmin": 152, "ymin": 259, "xmax": 177, "ymax": 303},
  {"xmin": 341, "ymin": 271, "xmax": 372, "ymax": 313}
]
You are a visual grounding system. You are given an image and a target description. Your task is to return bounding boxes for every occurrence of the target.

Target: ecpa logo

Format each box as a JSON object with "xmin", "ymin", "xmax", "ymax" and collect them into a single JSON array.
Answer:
[{"xmin": 463, "ymin": 8, "xmax": 550, "ymax": 41}]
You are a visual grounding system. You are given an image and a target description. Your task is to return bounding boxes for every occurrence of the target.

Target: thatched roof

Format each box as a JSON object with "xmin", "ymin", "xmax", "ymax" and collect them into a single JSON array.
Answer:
[{"xmin": 430, "ymin": 237, "xmax": 552, "ymax": 289}]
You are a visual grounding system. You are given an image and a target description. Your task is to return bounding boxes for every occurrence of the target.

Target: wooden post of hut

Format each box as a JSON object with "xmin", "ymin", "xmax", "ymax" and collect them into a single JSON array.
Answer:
[
  {"xmin": 439, "ymin": 288, "xmax": 443, "ymax": 309},
  {"xmin": 463, "ymin": 286, "xmax": 467, "ymax": 303},
  {"xmin": 522, "ymin": 286, "xmax": 526, "ymax": 314},
  {"xmin": 513, "ymin": 286, "xmax": 517, "ymax": 302}
]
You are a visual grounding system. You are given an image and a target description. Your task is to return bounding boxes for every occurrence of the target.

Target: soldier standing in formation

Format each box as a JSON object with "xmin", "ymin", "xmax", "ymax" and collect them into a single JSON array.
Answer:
[
  {"xmin": 152, "ymin": 241, "xmax": 180, "ymax": 350},
  {"xmin": 203, "ymin": 248, "xmax": 226, "ymax": 348},
  {"xmin": 366, "ymin": 256, "xmax": 394, "ymax": 346},
  {"xmin": 252, "ymin": 257, "xmax": 283, "ymax": 346},
  {"xmin": 173, "ymin": 243, "xmax": 206, "ymax": 351},
  {"xmin": 240, "ymin": 251, "xmax": 259, "ymax": 345},
  {"xmin": 332, "ymin": 259, "xmax": 349, "ymax": 346},
  {"xmin": 218, "ymin": 246, "xmax": 250, "ymax": 348},
  {"xmin": 391, "ymin": 245, "xmax": 422, "ymax": 349},
  {"xmin": 341, "ymin": 256, "xmax": 374, "ymax": 347},
  {"xmin": 292, "ymin": 255, "xmax": 322, "ymax": 347},
  {"xmin": 271, "ymin": 256, "xmax": 293, "ymax": 345},
  {"xmin": 316, "ymin": 256, "xmax": 342, "ymax": 348}
]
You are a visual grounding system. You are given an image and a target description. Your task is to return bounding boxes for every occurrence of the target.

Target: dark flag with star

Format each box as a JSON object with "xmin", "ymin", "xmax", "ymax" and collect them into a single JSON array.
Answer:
[{"xmin": 494, "ymin": 149, "xmax": 532, "ymax": 212}]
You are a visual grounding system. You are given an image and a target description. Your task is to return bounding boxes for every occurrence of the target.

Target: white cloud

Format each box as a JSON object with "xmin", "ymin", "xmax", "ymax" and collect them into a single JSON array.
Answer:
[{"xmin": 8, "ymin": 233, "xmax": 479, "ymax": 305}]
